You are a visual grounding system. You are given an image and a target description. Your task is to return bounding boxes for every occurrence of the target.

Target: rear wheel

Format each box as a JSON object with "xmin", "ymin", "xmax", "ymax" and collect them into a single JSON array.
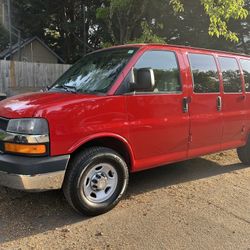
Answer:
[
  {"xmin": 63, "ymin": 147, "xmax": 129, "ymax": 216},
  {"xmin": 237, "ymin": 137, "xmax": 250, "ymax": 165}
]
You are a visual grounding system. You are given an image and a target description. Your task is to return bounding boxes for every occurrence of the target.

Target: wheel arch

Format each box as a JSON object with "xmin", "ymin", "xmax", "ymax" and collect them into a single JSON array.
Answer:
[{"xmin": 69, "ymin": 133, "xmax": 135, "ymax": 170}]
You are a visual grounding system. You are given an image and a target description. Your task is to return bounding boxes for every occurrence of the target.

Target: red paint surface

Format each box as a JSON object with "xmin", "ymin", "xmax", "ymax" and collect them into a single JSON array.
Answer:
[{"xmin": 0, "ymin": 44, "xmax": 249, "ymax": 172}]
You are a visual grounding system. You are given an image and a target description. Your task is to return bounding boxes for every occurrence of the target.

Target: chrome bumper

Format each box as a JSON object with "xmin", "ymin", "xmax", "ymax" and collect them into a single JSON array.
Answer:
[
  {"xmin": 0, "ymin": 154, "xmax": 70, "ymax": 192},
  {"xmin": 0, "ymin": 170, "xmax": 65, "ymax": 192}
]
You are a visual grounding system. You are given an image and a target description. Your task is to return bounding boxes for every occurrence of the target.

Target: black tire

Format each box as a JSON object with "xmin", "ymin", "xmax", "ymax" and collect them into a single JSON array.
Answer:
[
  {"xmin": 63, "ymin": 146, "xmax": 129, "ymax": 216},
  {"xmin": 237, "ymin": 138, "xmax": 250, "ymax": 165}
]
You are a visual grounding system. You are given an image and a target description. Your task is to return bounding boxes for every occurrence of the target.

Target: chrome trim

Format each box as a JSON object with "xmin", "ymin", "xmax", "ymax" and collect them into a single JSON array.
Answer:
[
  {"xmin": 0, "ymin": 170, "xmax": 65, "ymax": 191},
  {"xmin": 149, "ymin": 68, "xmax": 156, "ymax": 88},
  {"xmin": 0, "ymin": 117, "xmax": 9, "ymax": 121},
  {"xmin": 0, "ymin": 129, "xmax": 49, "ymax": 143}
]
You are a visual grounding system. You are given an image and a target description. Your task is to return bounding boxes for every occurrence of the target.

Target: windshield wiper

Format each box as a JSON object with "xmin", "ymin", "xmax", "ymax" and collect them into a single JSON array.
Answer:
[
  {"xmin": 82, "ymin": 90, "xmax": 106, "ymax": 95},
  {"xmin": 55, "ymin": 85, "xmax": 77, "ymax": 93}
]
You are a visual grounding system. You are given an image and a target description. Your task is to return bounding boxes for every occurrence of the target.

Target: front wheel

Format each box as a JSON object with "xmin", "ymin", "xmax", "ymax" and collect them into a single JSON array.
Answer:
[{"xmin": 63, "ymin": 147, "xmax": 129, "ymax": 216}]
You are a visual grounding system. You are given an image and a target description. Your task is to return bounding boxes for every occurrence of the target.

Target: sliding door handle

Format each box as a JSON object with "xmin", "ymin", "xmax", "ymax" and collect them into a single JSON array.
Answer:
[
  {"xmin": 217, "ymin": 96, "xmax": 222, "ymax": 111},
  {"xmin": 183, "ymin": 97, "xmax": 189, "ymax": 113}
]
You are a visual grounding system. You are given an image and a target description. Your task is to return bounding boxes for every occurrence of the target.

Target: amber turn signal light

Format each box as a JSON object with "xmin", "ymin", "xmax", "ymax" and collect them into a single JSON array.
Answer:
[{"xmin": 4, "ymin": 143, "xmax": 46, "ymax": 155}]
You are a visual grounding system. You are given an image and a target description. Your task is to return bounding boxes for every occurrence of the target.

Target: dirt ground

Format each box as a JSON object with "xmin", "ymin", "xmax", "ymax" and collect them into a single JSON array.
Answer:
[{"xmin": 0, "ymin": 150, "xmax": 249, "ymax": 250}]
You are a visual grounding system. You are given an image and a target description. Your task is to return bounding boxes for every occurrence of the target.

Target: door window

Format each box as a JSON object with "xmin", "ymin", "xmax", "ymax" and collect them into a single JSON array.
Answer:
[
  {"xmin": 240, "ymin": 59, "xmax": 250, "ymax": 92},
  {"xmin": 188, "ymin": 53, "xmax": 220, "ymax": 93},
  {"xmin": 133, "ymin": 50, "xmax": 182, "ymax": 93},
  {"xmin": 218, "ymin": 57, "xmax": 242, "ymax": 93}
]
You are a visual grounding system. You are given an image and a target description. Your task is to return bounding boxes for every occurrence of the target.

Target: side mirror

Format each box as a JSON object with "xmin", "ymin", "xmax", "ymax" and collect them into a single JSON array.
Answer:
[
  {"xmin": 0, "ymin": 93, "xmax": 7, "ymax": 101},
  {"xmin": 130, "ymin": 68, "xmax": 155, "ymax": 92},
  {"xmin": 41, "ymin": 86, "xmax": 50, "ymax": 92}
]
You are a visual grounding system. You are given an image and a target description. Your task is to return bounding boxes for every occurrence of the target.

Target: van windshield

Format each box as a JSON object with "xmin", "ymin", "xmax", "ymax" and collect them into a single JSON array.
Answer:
[{"xmin": 50, "ymin": 48, "xmax": 138, "ymax": 94}]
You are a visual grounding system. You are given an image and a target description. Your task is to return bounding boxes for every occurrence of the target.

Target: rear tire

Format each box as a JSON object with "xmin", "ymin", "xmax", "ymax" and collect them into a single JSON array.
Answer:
[
  {"xmin": 237, "ymin": 137, "xmax": 250, "ymax": 165},
  {"xmin": 63, "ymin": 147, "xmax": 129, "ymax": 216}
]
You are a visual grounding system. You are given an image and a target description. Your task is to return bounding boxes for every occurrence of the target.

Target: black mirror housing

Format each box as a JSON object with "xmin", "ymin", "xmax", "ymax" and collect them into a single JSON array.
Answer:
[{"xmin": 132, "ymin": 68, "xmax": 155, "ymax": 92}]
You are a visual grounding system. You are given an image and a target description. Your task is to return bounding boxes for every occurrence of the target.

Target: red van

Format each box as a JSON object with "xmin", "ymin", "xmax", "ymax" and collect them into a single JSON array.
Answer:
[{"xmin": 0, "ymin": 44, "xmax": 250, "ymax": 216}]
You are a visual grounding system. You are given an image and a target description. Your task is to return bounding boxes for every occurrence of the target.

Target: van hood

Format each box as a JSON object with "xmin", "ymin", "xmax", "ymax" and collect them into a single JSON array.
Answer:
[{"xmin": 0, "ymin": 92, "xmax": 97, "ymax": 119}]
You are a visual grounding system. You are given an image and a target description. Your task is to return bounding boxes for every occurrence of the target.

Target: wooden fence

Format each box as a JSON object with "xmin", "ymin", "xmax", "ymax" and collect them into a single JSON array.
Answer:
[{"xmin": 0, "ymin": 60, "xmax": 71, "ymax": 95}]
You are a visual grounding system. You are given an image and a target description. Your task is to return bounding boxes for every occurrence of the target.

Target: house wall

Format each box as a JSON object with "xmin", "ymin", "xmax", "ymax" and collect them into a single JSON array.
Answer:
[{"xmin": 12, "ymin": 40, "xmax": 58, "ymax": 64}]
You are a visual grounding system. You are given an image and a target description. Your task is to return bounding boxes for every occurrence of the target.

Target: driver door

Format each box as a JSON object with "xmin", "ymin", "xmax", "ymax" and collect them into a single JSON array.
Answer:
[{"xmin": 125, "ymin": 49, "xmax": 190, "ymax": 171}]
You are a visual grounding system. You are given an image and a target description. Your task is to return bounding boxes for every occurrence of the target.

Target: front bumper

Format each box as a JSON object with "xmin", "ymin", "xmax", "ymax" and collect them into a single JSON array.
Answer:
[{"xmin": 0, "ymin": 154, "xmax": 70, "ymax": 192}]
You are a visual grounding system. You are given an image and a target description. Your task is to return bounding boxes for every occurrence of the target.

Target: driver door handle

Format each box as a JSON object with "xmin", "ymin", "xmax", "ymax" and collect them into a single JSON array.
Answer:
[
  {"xmin": 217, "ymin": 96, "xmax": 222, "ymax": 111},
  {"xmin": 183, "ymin": 97, "xmax": 189, "ymax": 113}
]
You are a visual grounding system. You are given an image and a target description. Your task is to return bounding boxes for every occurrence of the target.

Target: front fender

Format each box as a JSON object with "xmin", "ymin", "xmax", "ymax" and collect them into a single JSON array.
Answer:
[{"xmin": 68, "ymin": 132, "xmax": 135, "ymax": 169}]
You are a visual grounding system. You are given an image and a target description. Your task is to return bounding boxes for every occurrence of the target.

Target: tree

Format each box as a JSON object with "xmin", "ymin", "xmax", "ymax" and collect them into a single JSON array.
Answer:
[
  {"xmin": 96, "ymin": 0, "xmax": 151, "ymax": 44},
  {"xmin": 97, "ymin": 0, "xmax": 248, "ymax": 45},
  {"xmin": 12, "ymin": 0, "xmax": 105, "ymax": 63},
  {"xmin": 151, "ymin": 0, "xmax": 238, "ymax": 51},
  {"xmin": 0, "ymin": 25, "xmax": 9, "ymax": 52},
  {"xmin": 229, "ymin": 0, "xmax": 250, "ymax": 53},
  {"xmin": 10, "ymin": 0, "xmax": 250, "ymax": 63},
  {"xmin": 170, "ymin": 0, "xmax": 248, "ymax": 42}
]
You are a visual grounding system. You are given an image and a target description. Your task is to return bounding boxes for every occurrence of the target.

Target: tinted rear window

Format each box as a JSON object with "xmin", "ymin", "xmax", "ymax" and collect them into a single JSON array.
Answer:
[
  {"xmin": 240, "ymin": 59, "xmax": 250, "ymax": 92},
  {"xmin": 189, "ymin": 53, "xmax": 220, "ymax": 93},
  {"xmin": 218, "ymin": 57, "xmax": 242, "ymax": 93}
]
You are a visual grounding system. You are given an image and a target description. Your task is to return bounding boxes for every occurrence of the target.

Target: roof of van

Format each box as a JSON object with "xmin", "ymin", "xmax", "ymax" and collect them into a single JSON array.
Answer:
[{"xmin": 109, "ymin": 43, "xmax": 250, "ymax": 58}]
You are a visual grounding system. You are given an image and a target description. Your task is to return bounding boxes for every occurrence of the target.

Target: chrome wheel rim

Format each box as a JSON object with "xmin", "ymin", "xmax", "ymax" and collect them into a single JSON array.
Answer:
[{"xmin": 82, "ymin": 163, "xmax": 118, "ymax": 203}]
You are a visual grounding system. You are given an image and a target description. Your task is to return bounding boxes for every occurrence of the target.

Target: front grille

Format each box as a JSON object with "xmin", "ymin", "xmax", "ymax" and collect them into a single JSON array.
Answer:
[{"xmin": 0, "ymin": 117, "xmax": 9, "ymax": 131}]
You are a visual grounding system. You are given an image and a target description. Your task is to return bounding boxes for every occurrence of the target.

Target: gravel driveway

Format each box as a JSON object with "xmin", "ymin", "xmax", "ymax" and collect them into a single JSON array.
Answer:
[{"xmin": 0, "ymin": 150, "xmax": 249, "ymax": 250}]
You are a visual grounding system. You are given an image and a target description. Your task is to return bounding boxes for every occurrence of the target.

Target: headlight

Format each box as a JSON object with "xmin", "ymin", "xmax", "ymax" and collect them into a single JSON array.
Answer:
[
  {"xmin": 7, "ymin": 118, "xmax": 48, "ymax": 135},
  {"xmin": 3, "ymin": 118, "xmax": 49, "ymax": 156}
]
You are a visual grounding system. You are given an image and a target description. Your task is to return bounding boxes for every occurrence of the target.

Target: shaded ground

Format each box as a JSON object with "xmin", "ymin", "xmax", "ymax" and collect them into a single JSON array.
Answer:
[{"xmin": 0, "ymin": 150, "xmax": 249, "ymax": 250}]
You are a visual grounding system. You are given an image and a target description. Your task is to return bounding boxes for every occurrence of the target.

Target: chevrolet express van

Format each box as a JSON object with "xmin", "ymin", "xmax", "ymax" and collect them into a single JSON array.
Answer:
[{"xmin": 0, "ymin": 44, "xmax": 250, "ymax": 216}]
